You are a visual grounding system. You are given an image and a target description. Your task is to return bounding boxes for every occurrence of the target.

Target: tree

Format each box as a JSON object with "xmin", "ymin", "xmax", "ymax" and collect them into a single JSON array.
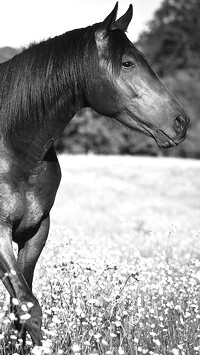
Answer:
[{"xmin": 137, "ymin": 0, "xmax": 200, "ymax": 76}]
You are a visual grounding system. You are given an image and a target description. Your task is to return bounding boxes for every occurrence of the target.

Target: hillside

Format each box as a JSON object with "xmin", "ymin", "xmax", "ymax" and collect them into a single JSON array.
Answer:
[{"xmin": 0, "ymin": 46, "xmax": 18, "ymax": 63}]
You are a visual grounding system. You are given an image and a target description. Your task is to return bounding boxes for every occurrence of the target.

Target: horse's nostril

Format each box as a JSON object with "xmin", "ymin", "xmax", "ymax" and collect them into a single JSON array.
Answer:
[{"xmin": 174, "ymin": 115, "xmax": 186, "ymax": 133}]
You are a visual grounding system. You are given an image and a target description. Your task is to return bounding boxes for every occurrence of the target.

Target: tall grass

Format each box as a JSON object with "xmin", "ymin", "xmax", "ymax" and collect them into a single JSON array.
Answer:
[{"xmin": 0, "ymin": 226, "xmax": 199, "ymax": 354}]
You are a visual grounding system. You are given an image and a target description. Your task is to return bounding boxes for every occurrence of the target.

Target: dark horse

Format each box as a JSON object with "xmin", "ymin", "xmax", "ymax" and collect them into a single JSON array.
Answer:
[{"xmin": 0, "ymin": 2, "xmax": 189, "ymax": 351}]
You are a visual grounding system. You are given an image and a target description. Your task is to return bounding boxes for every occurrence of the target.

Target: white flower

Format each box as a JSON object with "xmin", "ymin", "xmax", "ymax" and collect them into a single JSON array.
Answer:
[
  {"xmin": 21, "ymin": 304, "xmax": 28, "ymax": 312},
  {"xmin": 20, "ymin": 313, "xmax": 31, "ymax": 320},
  {"xmin": 110, "ymin": 333, "xmax": 117, "ymax": 338},
  {"xmin": 42, "ymin": 340, "xmax": 52, "ymax": 354},
  {"xmin": 52, "ymin": 316, "xmax": 61, "ymax": 324},
  {"xmin": 171, "ymin": 349, "xmax": 179, "ymax": 355},
  {"xmin": 153, "ymin": 339, "xmax": 161, "ymax": 347},
  {"xmin": 101, "ymin": 339, "xmax": 108, "ymax": 346},
  {"xmin": 184, "ymin": 311, "xmax": 191, "ymax": 318},
  {"xmin": 12, "ymin": 298, "xmax": 19, "ymax": 306},
  {"xmin": 84, "ymin": 341, "xmax": 90, "ymax": 346},
  {"xmin": 9, "ymin": 313, "xmax": 17, "ymax": 321},
  {"xmin": 150, "ymin": 331, "xmax": 156, "ymax": 337},
  {"xmin": 31, "ymin": 346, "xmax": 44, "ymax": 355},
  {"xmin": 75, "ymin": 308, "xmax": 82, "ymax": 316},
  {"xmin": 72, "ymin": 344, "xmax": 81, "ymax": 353},
  {"xmin": 27, "ymin": 302, "xmax": 34, "ymax": 309}
]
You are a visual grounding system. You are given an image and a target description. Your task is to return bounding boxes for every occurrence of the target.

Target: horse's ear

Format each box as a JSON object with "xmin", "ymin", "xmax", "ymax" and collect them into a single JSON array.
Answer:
[
  {"xmin": 114, "ymin": 4, "xmax": 133, "ymax": 32},
  {"xmin": 95, "ymin": 2, "xmax": 118, "ymax": 42}
]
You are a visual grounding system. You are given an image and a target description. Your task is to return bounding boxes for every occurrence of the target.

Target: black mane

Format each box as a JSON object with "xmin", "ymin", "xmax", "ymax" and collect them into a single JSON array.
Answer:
[{"xmin": 0, "ymin": 23, "xmax": 130, "ymax": 134}]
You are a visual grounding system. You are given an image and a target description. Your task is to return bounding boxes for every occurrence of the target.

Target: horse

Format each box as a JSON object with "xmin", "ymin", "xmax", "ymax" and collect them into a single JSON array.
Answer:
[{"xmin": 0, "ymin": 2, "xmax": 189, "ymax": 352}]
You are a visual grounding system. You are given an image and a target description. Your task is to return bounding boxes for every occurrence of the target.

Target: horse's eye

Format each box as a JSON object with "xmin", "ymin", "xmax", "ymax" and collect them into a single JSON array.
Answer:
[{"xmin": 122, "ymin": 61, "xmax": 135, "ymax": 69}]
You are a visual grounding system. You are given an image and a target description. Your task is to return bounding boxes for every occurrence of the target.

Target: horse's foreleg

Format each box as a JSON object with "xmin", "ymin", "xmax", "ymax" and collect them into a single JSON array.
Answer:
[
  {"xmin": 15, "ymin": 215, "xmax": 50, "ymax": 346},
  {"xmin": 17, "ymin": 216, "xmax": 50, "ymax": 290},
  {"xmin": 0, "ymin": 224, "xmax": 42, "ymax": 346}
]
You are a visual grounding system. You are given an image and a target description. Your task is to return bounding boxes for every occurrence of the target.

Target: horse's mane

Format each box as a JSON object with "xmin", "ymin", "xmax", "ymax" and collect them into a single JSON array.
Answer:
[{"xmin": 0, "ymin": 24, "xmax": 130, "ymax": 134}]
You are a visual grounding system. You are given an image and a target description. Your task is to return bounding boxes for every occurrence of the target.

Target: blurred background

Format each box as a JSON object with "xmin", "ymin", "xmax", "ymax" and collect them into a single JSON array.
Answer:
[{"xmin": 1, "ymin": 0, "xmax": 200, "ymax": 158}]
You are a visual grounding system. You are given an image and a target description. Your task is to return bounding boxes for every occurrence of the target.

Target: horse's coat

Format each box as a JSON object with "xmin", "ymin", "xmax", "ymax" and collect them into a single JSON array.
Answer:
[{"xmin": 0, "ymin": 2, "xmax": 189, "ymax": 348}]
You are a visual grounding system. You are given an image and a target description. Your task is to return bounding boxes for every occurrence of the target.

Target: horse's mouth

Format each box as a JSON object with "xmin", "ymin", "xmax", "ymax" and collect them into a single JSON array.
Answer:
[
  {"xmin": 116, "ymin": 110, "xmax": 178, "ymax": 149},
  {"xmin": 144, "ymin": 127, "xmax": 177, "ymax": 149}
]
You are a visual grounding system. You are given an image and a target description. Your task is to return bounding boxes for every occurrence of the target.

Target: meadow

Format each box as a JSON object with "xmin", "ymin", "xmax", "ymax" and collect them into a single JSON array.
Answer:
[{"xmin": 0, "ymin": 155, "xmax": 200, "ymax": 355}]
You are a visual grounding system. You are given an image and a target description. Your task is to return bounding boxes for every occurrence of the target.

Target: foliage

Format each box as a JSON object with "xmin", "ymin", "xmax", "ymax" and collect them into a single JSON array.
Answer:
[{"xmin": 137, "ymin": 0, "xmax": 200, "ymax": 76}]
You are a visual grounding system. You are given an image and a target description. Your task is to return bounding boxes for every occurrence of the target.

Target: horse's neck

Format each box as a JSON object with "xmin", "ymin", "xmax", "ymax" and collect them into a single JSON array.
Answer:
[{"xmin": 8, "ymin": 88, "xmax": 83, "ymax": 171}]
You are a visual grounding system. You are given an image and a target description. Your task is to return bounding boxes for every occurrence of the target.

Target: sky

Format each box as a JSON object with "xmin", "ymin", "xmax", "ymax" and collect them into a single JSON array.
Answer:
[{"xmin": 0, "ymin": 0, "xmax": 163, "ymax": 48}]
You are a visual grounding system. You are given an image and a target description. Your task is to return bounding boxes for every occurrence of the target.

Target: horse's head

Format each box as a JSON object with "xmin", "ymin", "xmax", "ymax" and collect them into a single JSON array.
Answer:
[{"xmin": 87, "ymin": 3, "xmax": 189, "ymax": 148}]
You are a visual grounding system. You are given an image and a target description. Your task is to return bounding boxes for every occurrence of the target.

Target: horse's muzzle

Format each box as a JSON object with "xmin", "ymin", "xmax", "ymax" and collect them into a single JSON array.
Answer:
[
  {"xmin": 154, "ymin": 113, "xmax": 190, "ymax": 149},
  {"xmin": 156, "ymin": 113, "xmax": 190, "ymax": 148}
]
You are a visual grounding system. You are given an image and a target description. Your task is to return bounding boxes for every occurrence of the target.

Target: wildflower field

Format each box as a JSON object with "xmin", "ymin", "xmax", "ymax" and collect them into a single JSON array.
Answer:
[{"xmin": 0, "ymin": 155, "xmax": 200, "ymax": 355}]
